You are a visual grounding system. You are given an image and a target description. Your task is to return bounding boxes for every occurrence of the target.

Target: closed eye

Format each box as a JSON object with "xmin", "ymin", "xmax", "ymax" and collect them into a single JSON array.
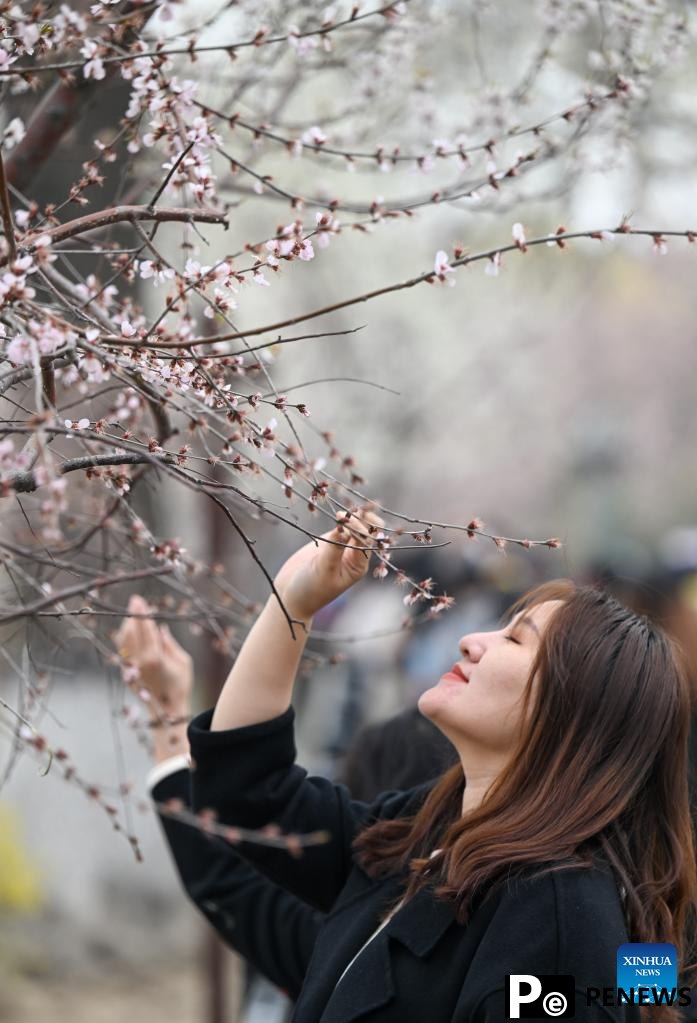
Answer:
[{"xmin": 505, "ymin": 634, "xmax": 520, "ymax": 644}]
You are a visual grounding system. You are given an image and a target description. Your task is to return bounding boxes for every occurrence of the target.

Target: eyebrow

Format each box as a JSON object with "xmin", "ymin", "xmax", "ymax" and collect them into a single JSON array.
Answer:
[{"xmin": 511, "ymin": 614, "xmax": 540, "ymax": 636}]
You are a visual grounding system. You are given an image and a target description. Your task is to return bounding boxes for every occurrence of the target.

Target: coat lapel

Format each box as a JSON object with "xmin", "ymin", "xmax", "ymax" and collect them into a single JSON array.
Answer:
[
  {"xmin": 294, "ymin": 874, "xmax": 459, "ymax": 1023},
  {"xmin": 386, "ymin": 880, "xmax": 457, "ymax": 956}
]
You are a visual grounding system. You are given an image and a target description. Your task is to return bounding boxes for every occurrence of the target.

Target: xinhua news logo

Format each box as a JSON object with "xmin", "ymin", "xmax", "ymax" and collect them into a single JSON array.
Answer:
[
  {"xmin": 617, "ymin": 943, "xmax": 677, "ymax": 1005},
  {"xmin": 505, "ymin": 975, "xmax": 575, "ymax": 1018}
]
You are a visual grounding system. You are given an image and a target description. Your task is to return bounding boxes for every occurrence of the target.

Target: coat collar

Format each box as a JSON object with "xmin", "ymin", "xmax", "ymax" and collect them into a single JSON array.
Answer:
[
  {"xmin": 293, "ymin": 871, "xmax": 499, "ymax": 1023},
  {"xmin": 385, "ymin": 879, "xmax": 457, "ymax": 956}
]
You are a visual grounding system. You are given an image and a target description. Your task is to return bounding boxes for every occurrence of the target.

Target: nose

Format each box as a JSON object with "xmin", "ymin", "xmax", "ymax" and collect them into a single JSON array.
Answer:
[{"xmin": 459, "ymin": 631, "xmax": 485, "ymax": 663}]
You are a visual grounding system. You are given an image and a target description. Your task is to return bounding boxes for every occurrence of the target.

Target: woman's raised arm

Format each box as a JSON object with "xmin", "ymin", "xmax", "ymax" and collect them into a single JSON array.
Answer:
[
  {"xmin": 210, "ymin": 509, "xmax": 383, "ymax": 731},
  {"xmin": 180, "ymin": 508, "xmax": 437, "ymax": 913}
]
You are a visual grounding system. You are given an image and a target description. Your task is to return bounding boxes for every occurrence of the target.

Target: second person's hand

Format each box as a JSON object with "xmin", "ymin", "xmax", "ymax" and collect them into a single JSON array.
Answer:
[{"xmin": 114, "ymin": 595, "xmax": 194, "ymax": 715}]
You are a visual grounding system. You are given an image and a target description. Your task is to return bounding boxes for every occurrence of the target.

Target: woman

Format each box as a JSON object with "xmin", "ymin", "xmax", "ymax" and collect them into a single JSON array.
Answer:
[{"xmin": 186, "ymin": 510, "xmax": 697, "ymax": 1022}]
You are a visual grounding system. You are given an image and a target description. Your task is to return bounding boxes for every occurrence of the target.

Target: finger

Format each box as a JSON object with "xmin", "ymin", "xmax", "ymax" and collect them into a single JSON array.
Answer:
[
  {"xmin": 346, "ymin": 510, "xmax": 382, "ymax": 556},
  {"xmin": 128, "ymin": 595, "xmax": 161, "ymax": 662},
  {"xmin": 115, "ymin": 599, "xmax": 140, "ymax": 656},
  {"xmin": 160, "ymin": 624, "xmax": 185, "ymax": 661},
  {"xmin": 337, "ymin": 515, "xmax": 377, "ymax": 579},
  {"xmin": 116, "ymin": 593, "xmax": 144, "ymax": 646},
  {"xmin": 356, "ymin": 507, "xmax": 385, "ymax": 534},
  {"xmin": 139, "ymin": 617, "xmax": 161, "ymax": 662},
  {"xmin": 316, "ymin": 515, "xmax": 352, "ymax": 571}
]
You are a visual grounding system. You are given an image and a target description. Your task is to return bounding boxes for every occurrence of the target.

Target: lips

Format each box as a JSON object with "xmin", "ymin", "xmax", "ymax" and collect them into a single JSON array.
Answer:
[{"xmin": 442, "ymin": 662, "xmax": 469, "ymax": 683}]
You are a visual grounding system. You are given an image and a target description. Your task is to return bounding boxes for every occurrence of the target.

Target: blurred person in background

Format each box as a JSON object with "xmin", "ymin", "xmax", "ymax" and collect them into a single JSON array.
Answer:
[{"xmin": 115, "ymin": 597, "xmax": 456, "ymax": 1023}]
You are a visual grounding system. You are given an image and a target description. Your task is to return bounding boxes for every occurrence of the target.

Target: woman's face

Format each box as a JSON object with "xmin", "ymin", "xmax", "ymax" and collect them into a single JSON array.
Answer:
[{"xmin": 418, "ymin": 599, "xmax": 563, "ymax": 755}]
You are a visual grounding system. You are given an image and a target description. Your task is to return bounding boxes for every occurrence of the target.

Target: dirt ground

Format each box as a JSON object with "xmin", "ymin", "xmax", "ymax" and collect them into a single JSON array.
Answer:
[{"xmin": 0, "ymin": 961, "xmax": 244, "ymax": 1023}]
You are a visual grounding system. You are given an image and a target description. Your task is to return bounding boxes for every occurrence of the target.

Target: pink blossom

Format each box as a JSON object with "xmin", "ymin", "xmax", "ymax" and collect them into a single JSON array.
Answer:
[
  {"xmin": 121, "ymin": 321, "xmax": 136, "ymax": 337},
  {"xmin": 203, "ymin": 288, "xmax": 237, "ymax": 318},
  {"xmin": 266, "ymin": 237, "xmax": 295, "ymax": 264},
  {"xmin": 288, "ymin": 28, "xmax": 319, "ymax": 57},
  {"xmin": 429, "ymin": 594, "xmax": 456, "ymax": 616},
  {"xmin": 63, "ymin": 418, "xmax": 89, "ymax": 434},
  {"xmin": 0, "ymin": 50, "xmax": 17, "ymax": 73},
  {"xmin": 170, "ymin": 78, "xmax": 198, "ymax": 107},
  {"xmin": 212, "ymin": 262, "xmax": 232, "ymax": 283},
  {"xmin": 11, "ymin": 254, "xmax": 35, "ymax": 273},
  {"xmin": 79, "ymin": 353, "xmax": 110, "ymax": 383},
  {"xmin": 16, "ymin": 20, "xmax": 40, "ymax": 54},
  {"xmin": 433, "ymin": 249, "xmax": 455, "ymax": 285},
  {"xmin": 138, "ymin": 260, "xmax": 175, "ymax": 286},
  {"xmin": 31, "ymin": 234, "xmax": 57, "ymax": 265},
  {"xmin": 186, "ymin": 117, "xmax": 222, "ymax": 148},
  {"xmin": 184, "ymin": 259, "xmax": 212, "ymax": 280},
  {"xmin": 298, "ymin": 239, "xmax": 315, "ymax": 261},
  {"xmin": 0, "ymin": 269, "xmax": 36, "ymax": 303},
  {"xmin": 81, "ymin": 39, "xmax": 105, "ymax": 80},
  {"xmin": 2, "ymin": 117, "xmax": 25, "ymax": 150},
  {"xmin": 6, "ymin": 335, "xmax": 32, "ymax": 365},
  {"xmin": 302, "ymin": 126, "xmax": 328, "ymax": 146},
  {"xmin": 315, "ymin": 212, "xmax": 340, "ymax": 249},
  {"xmin": 485, "ymin": 252, "xmax": 502, "ymax": 276},
  {"xmin": 511, "ymin": 223, "xmax": 527, "ymax": 251}
]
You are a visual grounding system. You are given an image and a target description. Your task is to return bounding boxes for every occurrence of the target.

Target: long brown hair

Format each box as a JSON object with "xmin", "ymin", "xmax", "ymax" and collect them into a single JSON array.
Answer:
[{"xmin": 353, "ymin": 579, "xmax": 697, "ymax": 1021}]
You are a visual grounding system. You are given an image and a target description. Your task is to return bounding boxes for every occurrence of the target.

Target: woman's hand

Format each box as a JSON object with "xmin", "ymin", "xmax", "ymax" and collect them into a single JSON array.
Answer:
[
  {"xmin": 114, "ymin": 595, "xmax": 193, "ymax": 716},
  {"xmin": 273, "ymin": 508, "xmax": 385, "ymax": 622}
]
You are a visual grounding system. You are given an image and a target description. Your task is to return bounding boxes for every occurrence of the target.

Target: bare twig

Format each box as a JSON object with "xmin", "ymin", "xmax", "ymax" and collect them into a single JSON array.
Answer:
[
  {"xmin": 2, "ymin": 2, "xmax": 413, "ymax": 77},
  {"xmin": 0, "ymin": 566, "xmax": 176, "ymax": 626},
  {"xmin": 3, "ymin": 205, "xmax": 227, "ymax": 267}
]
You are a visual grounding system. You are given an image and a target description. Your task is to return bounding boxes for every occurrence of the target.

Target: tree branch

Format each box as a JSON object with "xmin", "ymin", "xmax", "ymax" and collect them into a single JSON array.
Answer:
[
  {"xmin": 3, "ymin": 206, "xmax": 227, "ymax": 267},
  {"xmin": 0, "ymin": 565, "xmax": 176, "ymax": 626},
  {"xmin": 4, "ymin": 453, "xmax": 175, "ymax": 494}
]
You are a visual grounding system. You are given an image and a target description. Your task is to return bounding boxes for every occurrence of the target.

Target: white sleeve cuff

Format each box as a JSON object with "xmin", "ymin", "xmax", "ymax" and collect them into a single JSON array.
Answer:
[{"xmin": 146, "ymin": 752, "xmax": 191, "ymax": 794}]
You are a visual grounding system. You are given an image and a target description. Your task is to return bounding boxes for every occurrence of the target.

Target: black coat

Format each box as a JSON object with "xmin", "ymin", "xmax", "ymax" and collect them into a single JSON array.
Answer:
[
  {"xmin": 187, "ymin": 704, "xmax": 642, "ymax": 1023},
  {"xmin": 151, "ymin": 767, "xmax": 322, "ymax": 999}
]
